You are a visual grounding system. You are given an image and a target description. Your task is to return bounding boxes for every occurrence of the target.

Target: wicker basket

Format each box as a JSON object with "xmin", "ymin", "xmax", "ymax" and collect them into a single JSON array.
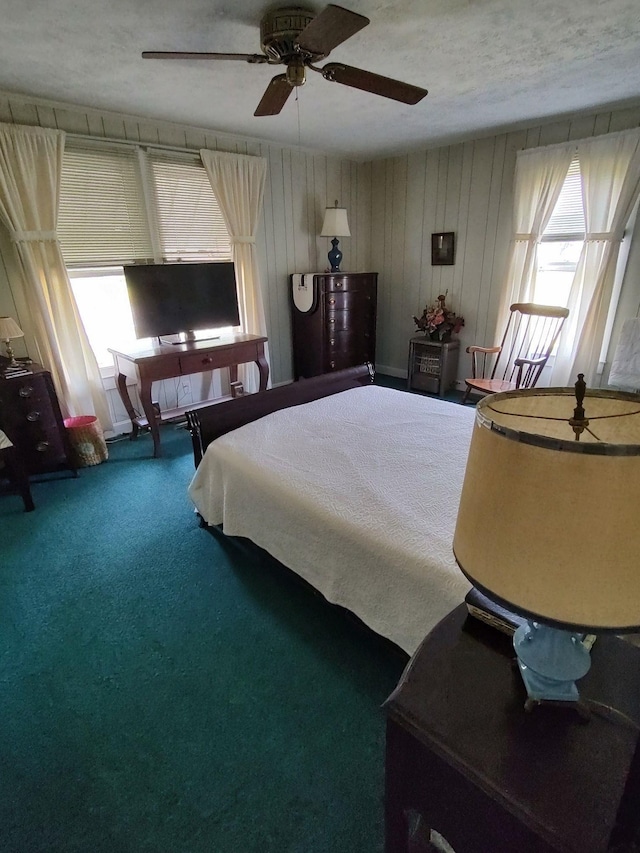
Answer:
[{"xmin": 63, "ymin": 415, "xmax": 108, "ymax": 467}]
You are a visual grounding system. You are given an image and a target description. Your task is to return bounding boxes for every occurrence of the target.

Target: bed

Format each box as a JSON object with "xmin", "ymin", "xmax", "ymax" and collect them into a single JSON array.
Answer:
[{"xmin": 186, "ymin": 365, "xmax": 475, "ymax": 655}]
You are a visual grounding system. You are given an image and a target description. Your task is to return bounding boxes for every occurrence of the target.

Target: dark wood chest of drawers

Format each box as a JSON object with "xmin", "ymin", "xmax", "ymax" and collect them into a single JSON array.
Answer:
[
  {"xmin": 0, "ymin": 365, "xmax": 75, "ymax": 476},
  {"xmin": 291, "ymin": 272, "xmax": 377, "ymax": 378}
]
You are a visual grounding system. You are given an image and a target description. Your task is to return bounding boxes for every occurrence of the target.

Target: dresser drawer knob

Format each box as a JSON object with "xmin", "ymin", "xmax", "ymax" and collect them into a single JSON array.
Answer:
[
  {"xmin": 27, "ymin": 410, "xmax": 41, "ymax": 422},
  {"xmin": 329, "ymin": 318, "xmax": 336, "ymax": 324},
  {"xmin": 18, "ymin": 385, "xmax": 34, "ymax": 397},
  {"xmin": 330, "ymin": 361, "xmax": 336, "ymax": 368},
  {"xmin": 328, "ymin": 298, "xmax": 336, "ymax": 305},
  {"xmin": 36, "ymin": 440, "xmax": 50, "ymax": 452},
  {"xmin": 202, "ymin": 356, "xmax": 213, "ymax": 365},
  {"xmin": 329, "ymin": 339, "xmax": 336, "ymax": 345},
  {"xmin": 335, "ymin": 282, "xmax": 342, "ymax": 288}
]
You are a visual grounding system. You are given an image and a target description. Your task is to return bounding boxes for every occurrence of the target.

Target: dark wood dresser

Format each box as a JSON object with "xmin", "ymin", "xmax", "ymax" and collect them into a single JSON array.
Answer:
[
  {"xmin": 0, "ymin": 364, "xmax": 76, "ymax": 477},
  {"xmin": 291, "ymin": 272, "xmax": 377, "ymax": 378}
]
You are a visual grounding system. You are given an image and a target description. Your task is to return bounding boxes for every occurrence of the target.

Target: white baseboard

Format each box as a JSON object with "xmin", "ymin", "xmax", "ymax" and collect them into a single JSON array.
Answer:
[{"xmin": 375, "ymin": 363, "xmax": 407, "ymax": 379}]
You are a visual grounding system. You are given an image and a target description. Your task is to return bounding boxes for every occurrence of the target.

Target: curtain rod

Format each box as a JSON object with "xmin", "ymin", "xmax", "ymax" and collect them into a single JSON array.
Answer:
[
  {"xmin": 65, "ymin": 131, "xmax": 201, "ymax": 156},
  {"xmin": 518, "ymin": 125, "xmax": 640, "ymax": 157}
]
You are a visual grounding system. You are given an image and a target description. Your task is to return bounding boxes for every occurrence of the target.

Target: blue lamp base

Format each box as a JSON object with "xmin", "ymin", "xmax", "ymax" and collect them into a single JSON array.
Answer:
[
  {"xmin": 327, "ymin": 237, "xmax": 343, "ymax": 272},
  {"xmin": 513, "ymin": 621, "xmax": 592, "ymax": 710}
]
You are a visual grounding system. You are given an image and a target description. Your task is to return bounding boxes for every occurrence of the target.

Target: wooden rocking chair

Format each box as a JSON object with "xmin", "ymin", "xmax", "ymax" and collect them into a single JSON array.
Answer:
[{"xmin": 462, "ymin": 302, "xmax": 569, "ymax": 404}]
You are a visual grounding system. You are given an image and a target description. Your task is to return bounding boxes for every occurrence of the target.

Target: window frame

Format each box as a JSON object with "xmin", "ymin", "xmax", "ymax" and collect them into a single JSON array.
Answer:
[{"xmin": 58, "ymin": 142, "xmax": 233, "ymax": 374}]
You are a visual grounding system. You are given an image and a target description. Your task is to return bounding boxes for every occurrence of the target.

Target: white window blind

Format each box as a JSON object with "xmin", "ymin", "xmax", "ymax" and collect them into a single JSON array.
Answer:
[
  {"xmin": 58, "ymin": 148, "xmax": 153, "ymax": 265},
  {"xmin": 543, "ymin": 158, "xmax": 585, "ymax": 238},
  {"xmin": 149, "ymin": 156, "xmax": 231, "ymax": 262}
]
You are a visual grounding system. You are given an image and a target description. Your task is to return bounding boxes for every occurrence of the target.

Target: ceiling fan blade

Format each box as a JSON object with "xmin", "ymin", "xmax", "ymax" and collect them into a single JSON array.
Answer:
[
  {"xmin": 321, "ymin": 63, "xmax": 428, "ymax": 104},
  {"xmin": 295, "ymin": 4, "xmax": 369, "ymax": 57},
  {"xmin": 142, "ymin": 51, "xmax": 267, "ymax": 63},
  {"xmin": 254, "ymin": 74, "xmax": 293, "ymax": 116}
]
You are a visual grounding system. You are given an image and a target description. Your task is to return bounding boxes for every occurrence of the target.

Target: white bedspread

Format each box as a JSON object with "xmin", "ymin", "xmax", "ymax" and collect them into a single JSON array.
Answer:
[{"xmin": 188, "ymin": 385, "xmax": 475, "ymax": 654}]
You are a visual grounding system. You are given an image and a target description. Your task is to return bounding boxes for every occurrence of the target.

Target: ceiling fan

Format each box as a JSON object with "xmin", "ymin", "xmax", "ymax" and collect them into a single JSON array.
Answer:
[{"xmin": 142, "ymin": 4, "xmax": 428, "ymax": 116}]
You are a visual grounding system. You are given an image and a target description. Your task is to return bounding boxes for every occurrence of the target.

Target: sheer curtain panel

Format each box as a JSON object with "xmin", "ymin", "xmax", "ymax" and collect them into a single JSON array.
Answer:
[
  {"xmin": 495, "ymin": 145, "xmax": 573, "ymax": 343},
  {"xmin": 200, "ymin": 149, "xmax": 269, "ymax": 393},
  {"xmin": 552, "ymin": 128, "xmax": 640, "ymax": 386},
  {"xmin": 0, "ymin": 123, "xmax": 112, "ymax": 428}
]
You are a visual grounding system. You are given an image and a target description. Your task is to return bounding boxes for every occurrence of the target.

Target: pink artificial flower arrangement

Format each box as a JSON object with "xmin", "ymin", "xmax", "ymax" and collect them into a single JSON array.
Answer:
[{"xmin": 413, "ymin": 291, "xmax": 464, "ymax": 340}]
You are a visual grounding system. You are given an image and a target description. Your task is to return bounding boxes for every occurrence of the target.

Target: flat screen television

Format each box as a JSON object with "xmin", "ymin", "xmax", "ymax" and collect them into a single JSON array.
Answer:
[{"xmin": 124, "ymin": 261, "xmax": 240, "ymax": 342}]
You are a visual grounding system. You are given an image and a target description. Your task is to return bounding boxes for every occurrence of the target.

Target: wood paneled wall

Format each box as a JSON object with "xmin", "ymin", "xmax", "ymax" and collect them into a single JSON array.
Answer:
[
  {"xmin": 371, "ymin": 106, "xmax": 640, "ymax": 384},
  {"xmin": 1, "ymin": 90, "xmax": 639, "ymax": 423},
  {"xmin": 0, "ymin": 91, "xmax": 372, "ymax": 432}
]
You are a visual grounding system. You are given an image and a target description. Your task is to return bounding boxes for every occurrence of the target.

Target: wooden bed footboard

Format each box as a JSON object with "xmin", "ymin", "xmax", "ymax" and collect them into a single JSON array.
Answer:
[{"xmin": 185, "ymin": 362, "xmax": 375, "ymax": 467}]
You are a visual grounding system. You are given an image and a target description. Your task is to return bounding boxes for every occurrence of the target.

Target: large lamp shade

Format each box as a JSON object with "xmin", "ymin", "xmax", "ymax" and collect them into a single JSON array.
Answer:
[{"xmin": 453, "ymin": 386, "xmax": 640, "ymax": 632}]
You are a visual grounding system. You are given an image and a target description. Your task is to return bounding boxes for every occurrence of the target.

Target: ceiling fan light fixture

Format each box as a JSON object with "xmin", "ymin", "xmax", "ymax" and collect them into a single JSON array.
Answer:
[{"xmin": 286, "ymin": 57, "xmax": 306, "ymax": 87}]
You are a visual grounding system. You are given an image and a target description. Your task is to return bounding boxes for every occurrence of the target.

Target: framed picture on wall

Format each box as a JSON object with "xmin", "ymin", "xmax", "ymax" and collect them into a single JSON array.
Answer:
[{"xmin": 431, "ymin": 232, "xmax": 455, "ymax": 265}]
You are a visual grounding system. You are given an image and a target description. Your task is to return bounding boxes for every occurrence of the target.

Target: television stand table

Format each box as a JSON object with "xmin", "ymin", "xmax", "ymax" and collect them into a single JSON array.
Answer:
[{"xmin": 109, "ymin": 334, "xmax": 268, "ymax": 458}]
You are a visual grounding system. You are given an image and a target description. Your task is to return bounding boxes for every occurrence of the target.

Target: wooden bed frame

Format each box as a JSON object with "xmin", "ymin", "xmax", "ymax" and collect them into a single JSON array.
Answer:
[{"xmin": 185, "ymin": 363, "xmax": 375, "ymax": 467}]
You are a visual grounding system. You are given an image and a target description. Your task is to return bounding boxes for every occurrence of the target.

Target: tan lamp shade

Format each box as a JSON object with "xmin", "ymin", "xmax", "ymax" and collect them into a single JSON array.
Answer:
[
  {"xmin": 320, "ymin": 204, "xmax": 350, "ymax": 238},
  {"xmin": 0, "ymin": 316, "xmax": 24, "ymax": 341},
  {"xmin": 453, "ymin": 386, "xmax": 640, "ymax": 632}
]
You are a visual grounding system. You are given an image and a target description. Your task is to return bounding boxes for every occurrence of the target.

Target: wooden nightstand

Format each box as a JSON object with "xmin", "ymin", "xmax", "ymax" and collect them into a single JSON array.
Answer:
[
  {"xmin": 0, "ymin": 364, "xmax": 76, "ymax": 478},
  {"xmin": 383, "ymin": 606, "xmax": 640, "ymax": 853}
]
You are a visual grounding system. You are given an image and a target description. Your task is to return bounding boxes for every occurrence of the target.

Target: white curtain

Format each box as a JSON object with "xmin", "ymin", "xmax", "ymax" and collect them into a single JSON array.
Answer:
[
  {"xmin": 552, "ymin": 128, "xmax": 640, "ymax": 385},
  {"xmin": 0, "ymin": 123, "xmax": 112, "ymax": 428},
  {"xmin": 200, "ymin": 149, "xmax": 270, "ymax": 393},
  {"xmin": 494, "ymin": 145, "xmax": 573, "ymax": 341}
]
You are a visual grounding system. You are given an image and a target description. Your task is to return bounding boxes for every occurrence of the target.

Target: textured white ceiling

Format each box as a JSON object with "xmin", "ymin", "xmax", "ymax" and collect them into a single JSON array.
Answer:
[{"xmin": 2, "ymin": 0, "xmax": 640, "ymax": 159}]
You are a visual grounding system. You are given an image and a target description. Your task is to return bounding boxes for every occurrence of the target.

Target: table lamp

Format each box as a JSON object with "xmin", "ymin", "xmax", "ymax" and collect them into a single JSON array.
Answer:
[
  {"xmin": 0, "ymin": 316, "xmax": 24, "ymax": 367},
  {"xmin": 453, "ymin": 376, "xmax": 640, "ymax": 711},
  {"xmin": 320, "ymin": 200, "xmax": 350, "ymax": 272}
]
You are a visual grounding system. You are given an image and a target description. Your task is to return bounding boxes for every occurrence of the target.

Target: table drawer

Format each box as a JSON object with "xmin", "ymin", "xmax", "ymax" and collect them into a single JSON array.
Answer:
[
  {"xmin": 179, "ymin": 351, "xmax": 221, "ymax": 374},
  {"xmin": 179, "ymin": 342, "xmax": 259, "ymax": 375}
]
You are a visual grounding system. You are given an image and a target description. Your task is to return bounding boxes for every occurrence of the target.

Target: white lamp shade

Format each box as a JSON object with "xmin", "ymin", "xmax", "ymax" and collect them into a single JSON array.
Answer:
[
  {"xmin": 453, "ymin": 387, "xmax": 640, "ymax": 632},
  {"xmin": 320, "ymin": 206, "xmax": 350, "ymax": 238},
  {"xmin": 0, "ymin": 316, "xmax": 24, "ymax": 340}
]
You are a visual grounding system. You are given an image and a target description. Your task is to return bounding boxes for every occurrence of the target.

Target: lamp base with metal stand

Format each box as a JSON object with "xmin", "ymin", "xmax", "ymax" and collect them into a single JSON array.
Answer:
[{"xmin": 513, "ymin": 621, "xmax": 592, "ymax": 716}]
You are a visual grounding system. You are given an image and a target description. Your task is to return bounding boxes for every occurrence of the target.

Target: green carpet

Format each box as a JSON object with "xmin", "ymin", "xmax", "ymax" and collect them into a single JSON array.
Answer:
[{"xmin": 0, "ymin": 424, "xmax": 407, "ymax": 853}]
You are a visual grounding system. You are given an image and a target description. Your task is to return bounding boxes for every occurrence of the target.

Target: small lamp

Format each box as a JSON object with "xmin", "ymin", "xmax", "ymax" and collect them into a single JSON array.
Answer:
[
  {"xmin": 320, "ymin": 200, "xmax": 350, "ymax": 273},
  {"xmin": 453, "ymin": 377, "xmax": 640, "ymax": 711},
  {"xmin": 0, "ymin": 316, "xmax": 24, "ymax": 367}
]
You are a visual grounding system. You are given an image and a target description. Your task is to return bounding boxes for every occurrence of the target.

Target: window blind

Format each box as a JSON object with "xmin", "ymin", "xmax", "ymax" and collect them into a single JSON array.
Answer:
[
  {"xmin": 58, "ymin": 148, "xmax": 153, "ymax": 265},
  {"xmin": 149, "ymin": 156, "xmax": 231, "ymax": 262},
  {"xmin": 543, "ymin": 158, "xmax": 585, "ymax": 238}
]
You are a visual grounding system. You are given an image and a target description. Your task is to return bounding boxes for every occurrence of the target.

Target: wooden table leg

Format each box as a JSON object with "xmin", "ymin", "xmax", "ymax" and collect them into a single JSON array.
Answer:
[
  {"xmin": 1, "ymin": 447, "xmax": 35, "ymax": 512},
  {"xmin": 385, "ymin": 722, "xmax": 411, "ymax": 853},
  {"xmin": 138, "ymin": 376, "xmax": 161, "ymax": 458},
  {"xmin": 115, "ymin": 372, "xmax": 140, "ymax": 441},
  {"xmin": 255, "ymin": 343, "xmax": 269, "ymax": 392}
]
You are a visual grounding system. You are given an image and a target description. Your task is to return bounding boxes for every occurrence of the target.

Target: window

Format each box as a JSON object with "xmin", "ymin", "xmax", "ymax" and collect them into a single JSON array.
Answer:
[
  {"xmin": 58, "ymin": 147, "xmax": 153, "ymax": 265},
  {"xmin": 150, "ymin": 156, "xmax": 230, "ymax": 262},
  {"xmin": 58, "ymin": 145, "xmax": 232, "ymax": 369},
  {"xmin": 69, "ymin": 267, "xmax": 141, "ymax": 367},
  {"xmin": 534, "ymin": 158, "xmax": 585, "ymax": 307}
]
